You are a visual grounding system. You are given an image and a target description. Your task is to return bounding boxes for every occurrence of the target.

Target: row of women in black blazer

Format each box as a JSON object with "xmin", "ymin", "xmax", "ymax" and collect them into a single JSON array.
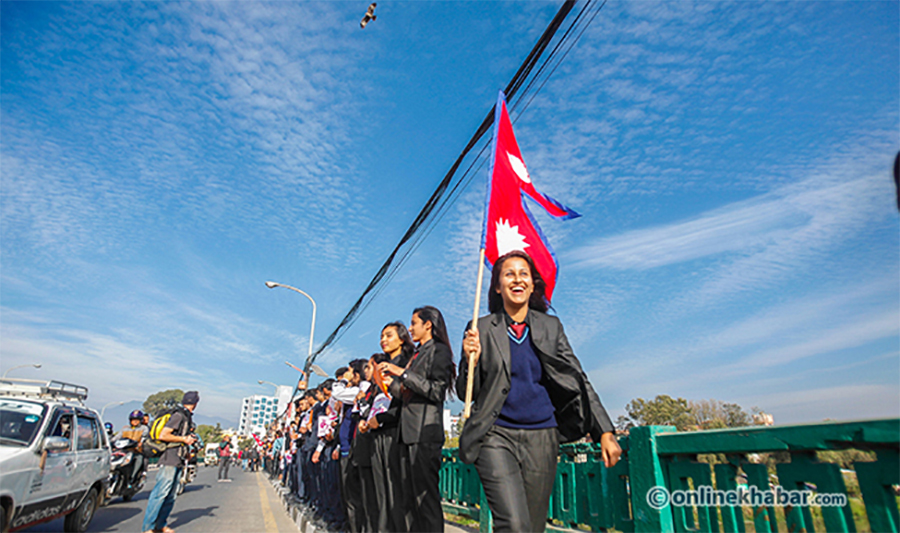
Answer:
[{"xmin": 348, "ymin": 308, "xmax": 456, "ymax": 533}]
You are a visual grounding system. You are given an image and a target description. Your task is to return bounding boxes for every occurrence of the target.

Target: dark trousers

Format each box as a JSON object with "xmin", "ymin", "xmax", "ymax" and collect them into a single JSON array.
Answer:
[
  {"xmin": 322, "ymin": 445, "xmax": 344, "ymax": 525},
  {"xmin": 341, "ymin": 455, "xmax": 365, "ymax": 532},
  {"xmin": 309, "ymin": 454, "xmax": 325, "ymax": 515},
  {"xmin": 358, "ymin": 464, "xmax": 376, "ymax": 532},
  {"xmin": 294, "ymin": 448, "xmax": 306, "ymax": 499},
  {"xmin": 218, "ymin": 456, "xmax": 230, "ymax": 479},
  {"xmin": 401, "ymin": 441, "xmax": 444, "ymax": 532},
  {"xmin": 299, "ymin": 445, "xmax": 314, "ymax": 502},
  {"xmin": 288, "ymin": 454, "xmax": 298, "ymax": 494},
  {"xmin": 474, "ymin": 425, "xmax": 558, "ymax": 533},
  {"xmin": 371, "ymin": 427, "xmax": 406, "ymax": 532}
]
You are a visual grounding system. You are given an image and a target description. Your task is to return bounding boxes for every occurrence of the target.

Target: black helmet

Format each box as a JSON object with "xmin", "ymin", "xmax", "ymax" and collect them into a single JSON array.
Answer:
[{"xmin": 129, "ymin": 409, "xmax": 144, "ymax": 420}]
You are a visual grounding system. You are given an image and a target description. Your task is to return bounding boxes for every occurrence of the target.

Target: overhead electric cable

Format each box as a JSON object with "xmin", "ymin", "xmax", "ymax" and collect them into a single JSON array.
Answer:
[{"xmin": 304, "ymin": 0, "xmax": 607, "ymax": 367}]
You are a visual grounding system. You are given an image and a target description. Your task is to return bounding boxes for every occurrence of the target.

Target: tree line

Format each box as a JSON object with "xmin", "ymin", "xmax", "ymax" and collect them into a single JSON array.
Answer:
[{"xmin": 616, "ymin": 394, "xmax": 765, "ymax": 432}]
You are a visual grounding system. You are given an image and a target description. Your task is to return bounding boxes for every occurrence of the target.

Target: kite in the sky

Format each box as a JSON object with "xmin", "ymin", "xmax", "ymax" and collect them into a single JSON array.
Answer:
[{"xmin": 360, "ymin": 3, "xmax": 377, "ymax": 29}]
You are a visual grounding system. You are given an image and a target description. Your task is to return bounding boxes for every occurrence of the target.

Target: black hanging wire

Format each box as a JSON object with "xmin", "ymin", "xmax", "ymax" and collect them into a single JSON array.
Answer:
[
  {"xmin": 303, "ymin": 0, "xmax": 607, "ymax": 370},
  {"xmin": 359, "ymin": 0, "xmax": 609, "ymax": 325}
]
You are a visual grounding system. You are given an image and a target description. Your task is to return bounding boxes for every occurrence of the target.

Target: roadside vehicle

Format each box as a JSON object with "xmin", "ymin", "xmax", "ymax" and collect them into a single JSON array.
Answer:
[
  {"xmin": 105, "ymin": 436, "xmax": 146, "ymax": 503},
  {"xmin": 204, "ymin": 442, "xmax": 218, "ymax": 467},
  {"xmin": 0, "ymin": 378, "xmax": 110, "ymax": 533}
]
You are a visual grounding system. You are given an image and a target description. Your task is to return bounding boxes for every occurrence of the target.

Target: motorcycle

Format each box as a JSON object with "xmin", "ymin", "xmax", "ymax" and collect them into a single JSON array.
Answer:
[
  {"xmin": 176, "ymin": 441, "xmax": 199, "ymax": 495},
  {"xmin": 106, "ymin": 436, "xmax": 147, "ymax": 502}
]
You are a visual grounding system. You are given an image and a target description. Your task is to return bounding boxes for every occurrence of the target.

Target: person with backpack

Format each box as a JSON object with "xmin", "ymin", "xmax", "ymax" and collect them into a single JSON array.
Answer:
[
  {"xmin": 142, "ymin": 391, "xmax": 199, "ymax": 533},
  {"xmin": 218, "ymin": 439, "xmax": 232, "ymax": 482}
]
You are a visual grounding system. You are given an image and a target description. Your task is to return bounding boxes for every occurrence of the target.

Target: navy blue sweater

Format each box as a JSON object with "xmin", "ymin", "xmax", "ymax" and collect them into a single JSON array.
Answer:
[{"xmin": 495, "ymin": 320, "xmax": 557, "ymax": 430}]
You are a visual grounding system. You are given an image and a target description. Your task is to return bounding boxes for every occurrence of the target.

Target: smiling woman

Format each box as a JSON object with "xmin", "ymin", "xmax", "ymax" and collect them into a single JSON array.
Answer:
[{"xmin": 458, "ymin": 250, "xmax": 623, "ymax": 533}]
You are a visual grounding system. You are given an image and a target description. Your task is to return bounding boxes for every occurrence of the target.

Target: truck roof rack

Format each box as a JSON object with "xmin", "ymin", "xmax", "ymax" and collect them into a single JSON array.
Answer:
[{"xmin": 0, "ymin": 378, "xmax": 88, "ymax": 403}]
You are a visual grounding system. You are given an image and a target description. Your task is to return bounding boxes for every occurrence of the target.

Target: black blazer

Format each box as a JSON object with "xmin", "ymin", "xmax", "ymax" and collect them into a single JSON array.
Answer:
[
  {"xmin": 394, "ymin": 339, "xmax": 454, "ymax": 445},
  {"xmin": 456, "ymin": 310, "xmax": 615, "ymax": 464},
  {"xmin": 373, "ymin": 351, "xmax": 410, "ymax": 432}
]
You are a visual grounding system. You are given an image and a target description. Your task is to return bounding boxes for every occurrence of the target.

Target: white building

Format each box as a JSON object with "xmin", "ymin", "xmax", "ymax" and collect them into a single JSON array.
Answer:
[
  {"xmin": 238, "ymin": 395, "xmax": 280, "ymax": 436},
  {"xmin": 444, "ymin": 409, "xmax": 461, "ymax": 438},
  {"xmin": 238, "ymin": 386, "xmax": 294, "ymax": 436}
]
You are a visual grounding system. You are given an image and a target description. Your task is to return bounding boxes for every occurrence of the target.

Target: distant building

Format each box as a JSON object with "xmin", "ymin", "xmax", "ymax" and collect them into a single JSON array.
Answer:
[
  {"xmin": 238, "ymin": 394, "xmax": 281, "ymax": 436},
  {"xmin": 753, "ymin": 412, "xmax": 774, "ymax": 426},
  {"xmin": 444, "ymin": 409, "xmax": 461, "ymax": 438},
  {"xmin": 238, "ymin": 386, "xmax": 293, "ymax": 436}
]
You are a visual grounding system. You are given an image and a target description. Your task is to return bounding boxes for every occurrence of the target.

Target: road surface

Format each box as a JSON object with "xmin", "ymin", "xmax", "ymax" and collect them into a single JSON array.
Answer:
[
  {"xmin": 27, "ymin": 463, "xmax": 302, "ymax": 533},
  {"xmin": 24, "ymin": 463, "xmax": 471, "ymax": 532}
]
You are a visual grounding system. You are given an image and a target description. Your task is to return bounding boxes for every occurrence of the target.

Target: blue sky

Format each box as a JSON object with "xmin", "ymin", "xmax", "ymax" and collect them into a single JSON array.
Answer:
[{"xmin": 2, "ymin": 1, "xmax": 897, "ymax": 428}]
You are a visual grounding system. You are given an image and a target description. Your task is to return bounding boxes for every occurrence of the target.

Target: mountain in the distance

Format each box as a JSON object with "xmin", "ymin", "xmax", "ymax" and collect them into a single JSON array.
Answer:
[{"xmin": 94, "ymin": 400, "xmax": 237, "ymax": 430}]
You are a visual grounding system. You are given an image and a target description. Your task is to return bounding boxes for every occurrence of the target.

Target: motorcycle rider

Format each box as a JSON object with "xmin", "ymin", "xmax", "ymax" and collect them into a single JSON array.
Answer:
[{"xmin": 117, "ymin": 410, "xmax": 150, "ymax": 488}]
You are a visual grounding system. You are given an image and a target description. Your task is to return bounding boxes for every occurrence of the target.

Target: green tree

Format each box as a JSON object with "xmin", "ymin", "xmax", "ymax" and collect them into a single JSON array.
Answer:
[
  {"xmin": 623, "ymin": 396, "xmax": 758, "ymax": 432},
  {"xmin": 689, "ymin": 399, "xmax": 752, "ymax": 430},
  {"xmin": 197, "ymin": 423, "xmax": 223, "ymax": 445},
  {"xmin": 143, "ymin": 389, "xmax": 184, "ymax": 418},
  {"xmin": 722, "ymin": 403, "xmax": 751, "ymax": 427},
  {"xmin": 625, "ymin": 395, "xmax": 694, "ymax": 430},
  {"xmin": 615, "ymin": 415, "xmax": 634, "ymax": 433}
]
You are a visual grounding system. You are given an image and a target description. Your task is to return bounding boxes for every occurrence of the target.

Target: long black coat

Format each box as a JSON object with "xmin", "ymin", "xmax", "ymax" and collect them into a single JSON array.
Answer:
[
  {"xmin": 393, "ymin": 339, "xmax": 454, "ymax": 445},
  {"xmin": 456, "ymin": 310, "xmax": 615, "ymax": 464}
]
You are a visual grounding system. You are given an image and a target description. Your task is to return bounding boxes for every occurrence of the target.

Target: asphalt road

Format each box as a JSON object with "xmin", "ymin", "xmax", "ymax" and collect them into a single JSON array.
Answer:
[{"xmin": 25, "ymin": 463, "xmax": 297, "ymax": 533}]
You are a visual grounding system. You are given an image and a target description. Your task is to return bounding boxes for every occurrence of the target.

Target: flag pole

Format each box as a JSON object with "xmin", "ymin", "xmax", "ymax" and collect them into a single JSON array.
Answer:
[{"xmin": 464, "ymin": 248, "xmax": 486, "ymax": 419}]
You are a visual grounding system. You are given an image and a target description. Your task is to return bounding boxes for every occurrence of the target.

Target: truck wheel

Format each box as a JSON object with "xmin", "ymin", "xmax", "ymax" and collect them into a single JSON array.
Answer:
[
  {"xmin": 1, "ymin": 503, "xmax": 8, "ymax": 533},
  {"xmin": 64, "ymin": 488, "xmax": 98, "ymax": 533}
]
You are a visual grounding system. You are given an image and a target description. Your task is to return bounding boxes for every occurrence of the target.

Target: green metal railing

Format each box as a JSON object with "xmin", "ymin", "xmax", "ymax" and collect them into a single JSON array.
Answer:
[{"xmin": 440, "ymin": 418, "xmax": 900, "ymax": 532}]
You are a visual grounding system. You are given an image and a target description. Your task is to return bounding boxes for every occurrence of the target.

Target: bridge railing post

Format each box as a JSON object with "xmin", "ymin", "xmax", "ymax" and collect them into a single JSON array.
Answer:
[{"xmin": 628, "ymin": 425, "xmax": 676, "ymax": 533}]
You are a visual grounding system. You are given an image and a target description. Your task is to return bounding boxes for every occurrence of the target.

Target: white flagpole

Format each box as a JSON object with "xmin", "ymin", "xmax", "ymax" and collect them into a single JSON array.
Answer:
[{"xmin": 464, "ymin": 248, "xmax": 486, "ymax": 419}]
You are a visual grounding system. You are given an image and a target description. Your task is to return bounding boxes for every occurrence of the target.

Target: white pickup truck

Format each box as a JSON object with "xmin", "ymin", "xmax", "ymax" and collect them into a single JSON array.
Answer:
[
  {"xmin": 0, "ymin": 379, "xmax": 110, "ymax": 533},
  {"xmin": 204, "ymin": 442, "xmax": 219, "ymax": 467}
]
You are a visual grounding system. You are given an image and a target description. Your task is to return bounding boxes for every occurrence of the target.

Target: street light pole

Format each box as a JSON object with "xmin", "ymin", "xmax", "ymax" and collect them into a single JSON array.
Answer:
[
  {"xmin": 265, "ymin": 281, "xmax": 317, "ymax": 376},
  {"xmin": 100, "ymin": 401, "xmax": 124, "ymax": 419},
  {"xmin": 257, "ymin": 380, "xmax": 279, "ymax": 391},
  {"xmin": 2, "ymin": 363, "xmax": 42, "ymax": 378}
]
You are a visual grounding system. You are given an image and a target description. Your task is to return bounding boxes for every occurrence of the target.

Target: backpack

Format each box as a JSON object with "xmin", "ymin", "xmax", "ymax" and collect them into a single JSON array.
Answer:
[{"xmin": 144, "ymin": 407, "xmax": 189, "ymax": 458}]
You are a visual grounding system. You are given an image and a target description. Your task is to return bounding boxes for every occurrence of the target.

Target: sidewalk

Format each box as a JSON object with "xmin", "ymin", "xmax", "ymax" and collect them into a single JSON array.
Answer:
[{"xmin": 266, "ymin": 475, "xmax": 474, "ymax": 533}]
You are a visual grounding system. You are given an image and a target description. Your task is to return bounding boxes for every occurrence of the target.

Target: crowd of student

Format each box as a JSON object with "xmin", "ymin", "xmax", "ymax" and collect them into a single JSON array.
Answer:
[
  {"xmin": 258, "ymin": 304, "xmax": 452, "ymax": 532},
  {"xmin": 253, "ymin": 251, "xmax": 622, "ymax": 533}
]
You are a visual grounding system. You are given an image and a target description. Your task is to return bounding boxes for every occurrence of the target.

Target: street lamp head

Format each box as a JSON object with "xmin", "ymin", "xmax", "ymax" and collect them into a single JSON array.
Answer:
[
  {"xmin": 33, "ymin": 364, "xmax": 42, "ymax": 369},
  {"xmin": 265, "ymin": 281, "xmax": 278, "ymax": 289},
  {"xmin": 309, "ymin": 364, "xmax": 329, "ymax": 378},
  {"xmin": 258, "ymin": 380, "xmax": 265, "ymax": 385}
]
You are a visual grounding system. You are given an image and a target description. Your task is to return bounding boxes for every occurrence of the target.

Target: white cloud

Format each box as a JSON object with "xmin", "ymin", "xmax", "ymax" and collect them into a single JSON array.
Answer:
[
  {"xmin": 584, "ymin": 275, "xmax": 899, "ymax": 416},
  {"xmin": 737, "ymin": 384, "xmax": 900, "ymax": 424},
  {"xmin": 565, "ymin": 143, "xmax": 895, "ymax": 306},
  {"xmin": 568, "ymin": 196, "xmax": 805, "ymax": 270},
  {"xmin": 1, "ymin": 1, "xmax": 375, "ymax": 269}
]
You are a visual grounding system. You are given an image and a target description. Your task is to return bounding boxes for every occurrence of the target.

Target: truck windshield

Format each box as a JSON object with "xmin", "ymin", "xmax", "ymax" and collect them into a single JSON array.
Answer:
[{"xmin": 0, "ymin": 400, "xmax": 46, "ymax": 446}]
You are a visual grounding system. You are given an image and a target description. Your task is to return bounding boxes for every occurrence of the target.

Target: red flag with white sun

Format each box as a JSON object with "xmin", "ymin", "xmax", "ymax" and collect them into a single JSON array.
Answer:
[{"xmin": 481, "ymin": 91, "xmax": 580, "ymax": 302}]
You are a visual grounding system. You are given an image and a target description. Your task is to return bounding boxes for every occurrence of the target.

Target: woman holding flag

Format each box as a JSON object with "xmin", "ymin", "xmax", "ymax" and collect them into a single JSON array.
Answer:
[
  {"xmin": 458, "ymin": 250, "xmax": 622, "ymax": 533},
  {"xmin": 454, "ymin": 90, "xmax": 621, "ymax": 532}
]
